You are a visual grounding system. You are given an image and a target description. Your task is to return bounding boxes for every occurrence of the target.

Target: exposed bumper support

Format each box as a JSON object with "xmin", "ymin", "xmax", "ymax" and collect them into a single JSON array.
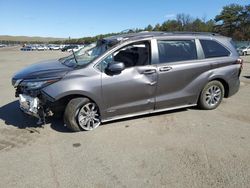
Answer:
[
  {"xmin": 19, "ymin": 94, "xmax": 40, "ymax": 117},
  {"xmin": 19, "ymin": 94, "xmax": 52, "ymax": 125}
]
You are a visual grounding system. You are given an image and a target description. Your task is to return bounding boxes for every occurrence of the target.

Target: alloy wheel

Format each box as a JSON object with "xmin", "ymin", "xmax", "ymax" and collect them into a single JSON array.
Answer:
[
  {"xmin": 77, "ymin": 102, "xmax": 100, "ymax": 131},
  {"xmin": 205, "ymin": 85, "xmax": 222, "ymax": 107}
]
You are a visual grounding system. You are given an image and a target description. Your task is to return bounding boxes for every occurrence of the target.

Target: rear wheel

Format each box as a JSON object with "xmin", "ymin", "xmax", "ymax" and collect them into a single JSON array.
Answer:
[
  {"xmin": 64, "ymin": 97, "xmax": 101, "ymax": 132},
  {"xmin": 198, "ymin": 81, "xmax": 224, "ymax": 110}
]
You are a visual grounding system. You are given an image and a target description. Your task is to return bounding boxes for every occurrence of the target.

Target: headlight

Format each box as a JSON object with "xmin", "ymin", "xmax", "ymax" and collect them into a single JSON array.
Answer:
[
  {"xmin": 20, "ymin": 79, "xmax": 59, "ymax": 89},
  {"xmin": 12, "ymin": 79, "xmax": 23, "ymax": 87}
]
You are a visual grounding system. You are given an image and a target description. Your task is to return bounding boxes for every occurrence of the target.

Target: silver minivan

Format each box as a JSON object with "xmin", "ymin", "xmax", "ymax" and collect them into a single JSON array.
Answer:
[{"xmin": 12, "ymin": 32, "xmax": 242, "ymax": 131}]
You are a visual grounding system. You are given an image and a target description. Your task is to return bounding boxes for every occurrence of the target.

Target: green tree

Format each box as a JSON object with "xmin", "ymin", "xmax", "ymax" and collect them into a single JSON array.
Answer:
[
  {"xmin": 214, "ymin": 4, "xmax": 250, "ymax": 40},
  {"xmin": 239, "ymin": 5, "xmax": 250, "ymax": 40},
  {"xmin": 176, "ymin": 13, "xmax": 192, "ymax": 31},
  {"xmin": 214, "ymin": 4, "xmax": 244, "ymax": 37},
  {"xmin": 153, "ymin": 23, "xmax": 161, "ymax": 31},
  {"xmin": 205, "ymin": 19, "xmax": 215, "ymax": 32},
  {"xmin": 161, "ymin": 20, "xmax": 182, "ymax": 31},
  {"xmin": 145, "ymin": 24, "xmax": 153, "ymax": 31},
  {"xmin": 192, "ymin": 18, "xmax": 205, "ymax": 31}
]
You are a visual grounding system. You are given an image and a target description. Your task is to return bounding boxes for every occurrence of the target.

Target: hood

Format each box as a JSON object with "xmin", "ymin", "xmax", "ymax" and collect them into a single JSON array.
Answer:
[{"xmin": 12, "ymin": 59, "xmax": 73, "ymax": 81}]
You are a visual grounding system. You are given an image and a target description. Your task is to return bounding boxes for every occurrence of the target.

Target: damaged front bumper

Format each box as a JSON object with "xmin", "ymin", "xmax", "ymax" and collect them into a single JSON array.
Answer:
[
  {"xmin": 19, "ymin": 94, "xmax": 40, "ymax": 118},
  {"xmin": 17, "ymin": 89, "xmax": 54, "ymax": 124},
  {"xmin": 12, "ymin": 77, "xmax": 61, "ymax": 124}
]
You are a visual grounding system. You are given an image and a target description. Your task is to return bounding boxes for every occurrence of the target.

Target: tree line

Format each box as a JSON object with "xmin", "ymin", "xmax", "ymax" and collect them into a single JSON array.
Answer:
[
  {"xmin": 76, "ymin": 3, "xmax": 250, "ymax": 44},
  {"xmin": 143, "ymin": 4, "xmax": 250, "ymax": 41}
]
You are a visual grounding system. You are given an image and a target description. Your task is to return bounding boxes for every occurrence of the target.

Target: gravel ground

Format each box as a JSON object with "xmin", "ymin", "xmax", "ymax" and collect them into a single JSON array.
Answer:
[{"xmin": 0, "ymin": 47, "xmax": 250, "ymax": 188}]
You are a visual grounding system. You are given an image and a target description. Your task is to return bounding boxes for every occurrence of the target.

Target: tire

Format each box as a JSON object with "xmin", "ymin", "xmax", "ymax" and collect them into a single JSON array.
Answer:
[
  {"xmin": 64, "ymin": 97, "xmax": 101, "ymax": 132},
  {"xmin": 244, "ymin": 52, "xmax": 247, "ymax": 56},
  {"xmin": 198, "ymin": 81, "xmax": 224, "ymax": 110}
]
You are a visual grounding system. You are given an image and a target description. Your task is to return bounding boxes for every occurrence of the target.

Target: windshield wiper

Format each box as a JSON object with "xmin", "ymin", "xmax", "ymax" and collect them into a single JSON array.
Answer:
[{"xmin": 72, "ymin": 50, "xmax": 79, "ymax": 65}]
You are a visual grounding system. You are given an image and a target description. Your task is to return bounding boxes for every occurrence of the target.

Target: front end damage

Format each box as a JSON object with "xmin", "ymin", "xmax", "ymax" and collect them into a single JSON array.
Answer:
[
  {"xmin": 11, "ymin": 59, "xmax": 73, "ymax": 125},
  {"xmin": 19, "ymin": 94, "xmax": 40, "ymax": 117},
  {"xmin": 15, "ymin": 85, "xmax": 54, "ymax": 125}
]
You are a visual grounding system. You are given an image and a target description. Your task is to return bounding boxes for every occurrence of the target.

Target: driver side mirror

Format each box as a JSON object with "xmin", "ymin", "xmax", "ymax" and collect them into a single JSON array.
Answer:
[{"xmin": 105, "ymin": 61, "xmax": 125, "ymax": 75}]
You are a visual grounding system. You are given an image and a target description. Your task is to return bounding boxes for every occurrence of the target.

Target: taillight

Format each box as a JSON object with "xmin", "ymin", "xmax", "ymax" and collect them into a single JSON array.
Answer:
[{"xmin": 236, "ymin": 58, "xmax": 243, "ymax": 69}]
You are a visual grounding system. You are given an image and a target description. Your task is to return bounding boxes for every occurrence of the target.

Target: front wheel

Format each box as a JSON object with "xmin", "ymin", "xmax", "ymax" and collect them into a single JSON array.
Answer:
[
  {"xmin": 198, "ymin": 81, "xmax": 224, "ymax": 110},
  {"xmin": 64, "ymin": 98, "xmax": 101, "ymax": 132}
]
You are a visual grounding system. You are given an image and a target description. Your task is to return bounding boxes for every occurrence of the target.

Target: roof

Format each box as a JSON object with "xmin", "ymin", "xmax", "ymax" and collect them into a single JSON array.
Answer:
[{"xmin": 103, "ymin": 31, "xmax": 222, "ymax": 43}]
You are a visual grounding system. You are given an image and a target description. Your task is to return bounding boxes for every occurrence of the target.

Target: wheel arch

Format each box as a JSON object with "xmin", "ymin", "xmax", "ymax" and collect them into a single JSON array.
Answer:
[
  {"xmin": 50, "ymin": 93, "xmax": 103, "ymax": 117},
  {"xmin": 197, "ymin": 77, "xmax": 230, "ymax": 104}
]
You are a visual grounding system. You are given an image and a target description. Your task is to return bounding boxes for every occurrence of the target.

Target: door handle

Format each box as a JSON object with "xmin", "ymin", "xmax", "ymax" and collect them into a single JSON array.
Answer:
[
  {"xmin": 159, "ymin": 66, "xmax": 172, "ymax": 72},
  {"xmin": 142, "ymin": 69, "xmax": 156, "ymax": 75}
]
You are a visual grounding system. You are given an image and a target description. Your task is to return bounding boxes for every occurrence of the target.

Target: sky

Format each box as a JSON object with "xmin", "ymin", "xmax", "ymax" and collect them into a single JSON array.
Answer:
[{"xmin": 0, "ymin": 0, "xmax": 248, "ymax": 38}]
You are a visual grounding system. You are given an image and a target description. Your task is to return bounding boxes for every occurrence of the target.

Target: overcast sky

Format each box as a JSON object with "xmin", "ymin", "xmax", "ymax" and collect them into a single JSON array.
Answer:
[{"xmin": 0, "ymin": 0, "xmax": 248, "ymax": 38}]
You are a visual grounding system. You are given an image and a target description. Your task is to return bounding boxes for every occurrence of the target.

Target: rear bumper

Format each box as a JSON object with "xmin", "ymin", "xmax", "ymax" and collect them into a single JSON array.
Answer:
[{"xmin": 227, "ymin": 79, "xmax": 240, "ymax": 98}]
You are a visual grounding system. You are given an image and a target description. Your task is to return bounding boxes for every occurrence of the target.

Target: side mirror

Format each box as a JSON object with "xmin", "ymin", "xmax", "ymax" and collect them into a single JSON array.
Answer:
[{"xmin": 105, "ymin": 62, "xmax": 125, "ymax": 75}]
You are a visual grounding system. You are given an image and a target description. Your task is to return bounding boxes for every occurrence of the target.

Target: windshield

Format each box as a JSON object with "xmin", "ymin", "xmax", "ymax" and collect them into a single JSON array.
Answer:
[{"xmin": 59, "ymin": 42, "xmax": 109, "ymax": 67}]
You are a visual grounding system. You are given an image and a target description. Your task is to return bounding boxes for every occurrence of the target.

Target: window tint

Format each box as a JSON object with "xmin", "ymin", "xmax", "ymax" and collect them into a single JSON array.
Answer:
[
  {"xmin": 200, "ymin": 39, "xmax": 230, "ymax": 58},
  {"xmin": 113, "ymin": 43, "xmax": 150, "ymax": 67},
  {"xmin": 157, "ymin": 40, "xmax": 197, "ymax": 63},
  {"xmin": 97, "ymin": 41, "xmax": 150, "ymax": 72}
]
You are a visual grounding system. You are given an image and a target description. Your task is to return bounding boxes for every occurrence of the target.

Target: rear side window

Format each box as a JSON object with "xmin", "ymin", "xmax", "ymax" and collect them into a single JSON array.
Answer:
[
  {"xmin": 157, "ymin": 40, "xmax": 197, "ymax": 63},
  {"xmin": 200, "ymin": 39, "xmax": 230, "ymax": 58}
]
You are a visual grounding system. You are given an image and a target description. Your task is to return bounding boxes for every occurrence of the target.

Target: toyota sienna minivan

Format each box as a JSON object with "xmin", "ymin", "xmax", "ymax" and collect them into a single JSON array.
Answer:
[{"xmin": 12, "ymin": 32, "xmax": 242, "ymax": 131}]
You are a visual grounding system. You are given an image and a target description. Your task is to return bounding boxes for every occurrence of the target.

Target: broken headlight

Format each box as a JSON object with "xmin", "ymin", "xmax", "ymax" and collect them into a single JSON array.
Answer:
[{"xmin": 20, "ymin": 79, "xmax": 59, "ymax": 90}]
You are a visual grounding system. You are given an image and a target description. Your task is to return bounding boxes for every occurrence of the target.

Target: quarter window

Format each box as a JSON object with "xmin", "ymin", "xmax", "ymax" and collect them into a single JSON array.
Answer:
[
  {"xmin": 200, "ymin": 39, "xmax": 230, "ymax": 58},
  {"xmin": 157, "ymin": 40, "xmax": 197, "ymax": 63}
]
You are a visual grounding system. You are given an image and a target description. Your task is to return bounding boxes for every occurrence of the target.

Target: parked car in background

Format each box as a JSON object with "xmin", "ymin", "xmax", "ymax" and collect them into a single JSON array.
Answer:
[
  {"xmin": 44, "ymin": 45, "xmax": 49, "ymax": 50},
  {"xmin": 237, "ymin": 46, "xmax": 250, "ymax": 56},
  {"xmin": 67, "ymin": 45, "xmax": 83, "ymax": 52},
  {"xmin": 20, "ymin": 45, "xmax": 36, "ymax": 51},
  {"xmin": 12, "ymin": 32, "xmax": 242, "ymax": 132},
  {"xmin": 0, "ymin": 44, "xmax": 7, "ymax": 48},
  {"xmin": 20, "ymin": 46, "xmax": 30, "ymax": 51},
  {"xmin": 31, "ymin": 45, "xmax": 37, "ymax": 51},
  {"xmin": 61, "ymin": 45, "xmax": 70, "ymax": 52},
  {"xmin": 49, "ymin": 45, "xmax": 60, "ymax": 50},
  {"xmin": 36, "ymin": 45, "xmax": 47, "ymax": 51},
  {"xmin": 59, "ymin": 44, "xmax": 66, "ymax": 49},
  {"xmin": 61, "ymin": 45, "xmax": 79, "ymax": 52}
]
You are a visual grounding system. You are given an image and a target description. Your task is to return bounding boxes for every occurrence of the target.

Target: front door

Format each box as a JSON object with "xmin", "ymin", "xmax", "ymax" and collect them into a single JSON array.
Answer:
[{"xmin": 100, "ymin": 41, "xmax": 157, "ymax": 120}]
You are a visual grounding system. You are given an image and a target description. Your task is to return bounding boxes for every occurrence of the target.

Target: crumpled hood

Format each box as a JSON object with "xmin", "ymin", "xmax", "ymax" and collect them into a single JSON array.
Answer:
[{"xmin": 12, "ymin": 59, "xmax": 73, "ymax": 81}]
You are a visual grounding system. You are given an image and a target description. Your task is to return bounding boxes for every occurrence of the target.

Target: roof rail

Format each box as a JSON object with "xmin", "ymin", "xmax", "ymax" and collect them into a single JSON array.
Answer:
[
  {"xmin": 103, "ymin": 31, "xmax": 222, "ymax": 42},
  {"xmin": 163, "ymin": 31, "xmax": 221, "ymax": 36}
]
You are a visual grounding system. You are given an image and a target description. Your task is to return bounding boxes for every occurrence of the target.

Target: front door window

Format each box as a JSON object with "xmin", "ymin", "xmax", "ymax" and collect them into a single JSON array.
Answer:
[{"xmin": 97, "ymin": 41, "xmax": 151, "ymax": 72}]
